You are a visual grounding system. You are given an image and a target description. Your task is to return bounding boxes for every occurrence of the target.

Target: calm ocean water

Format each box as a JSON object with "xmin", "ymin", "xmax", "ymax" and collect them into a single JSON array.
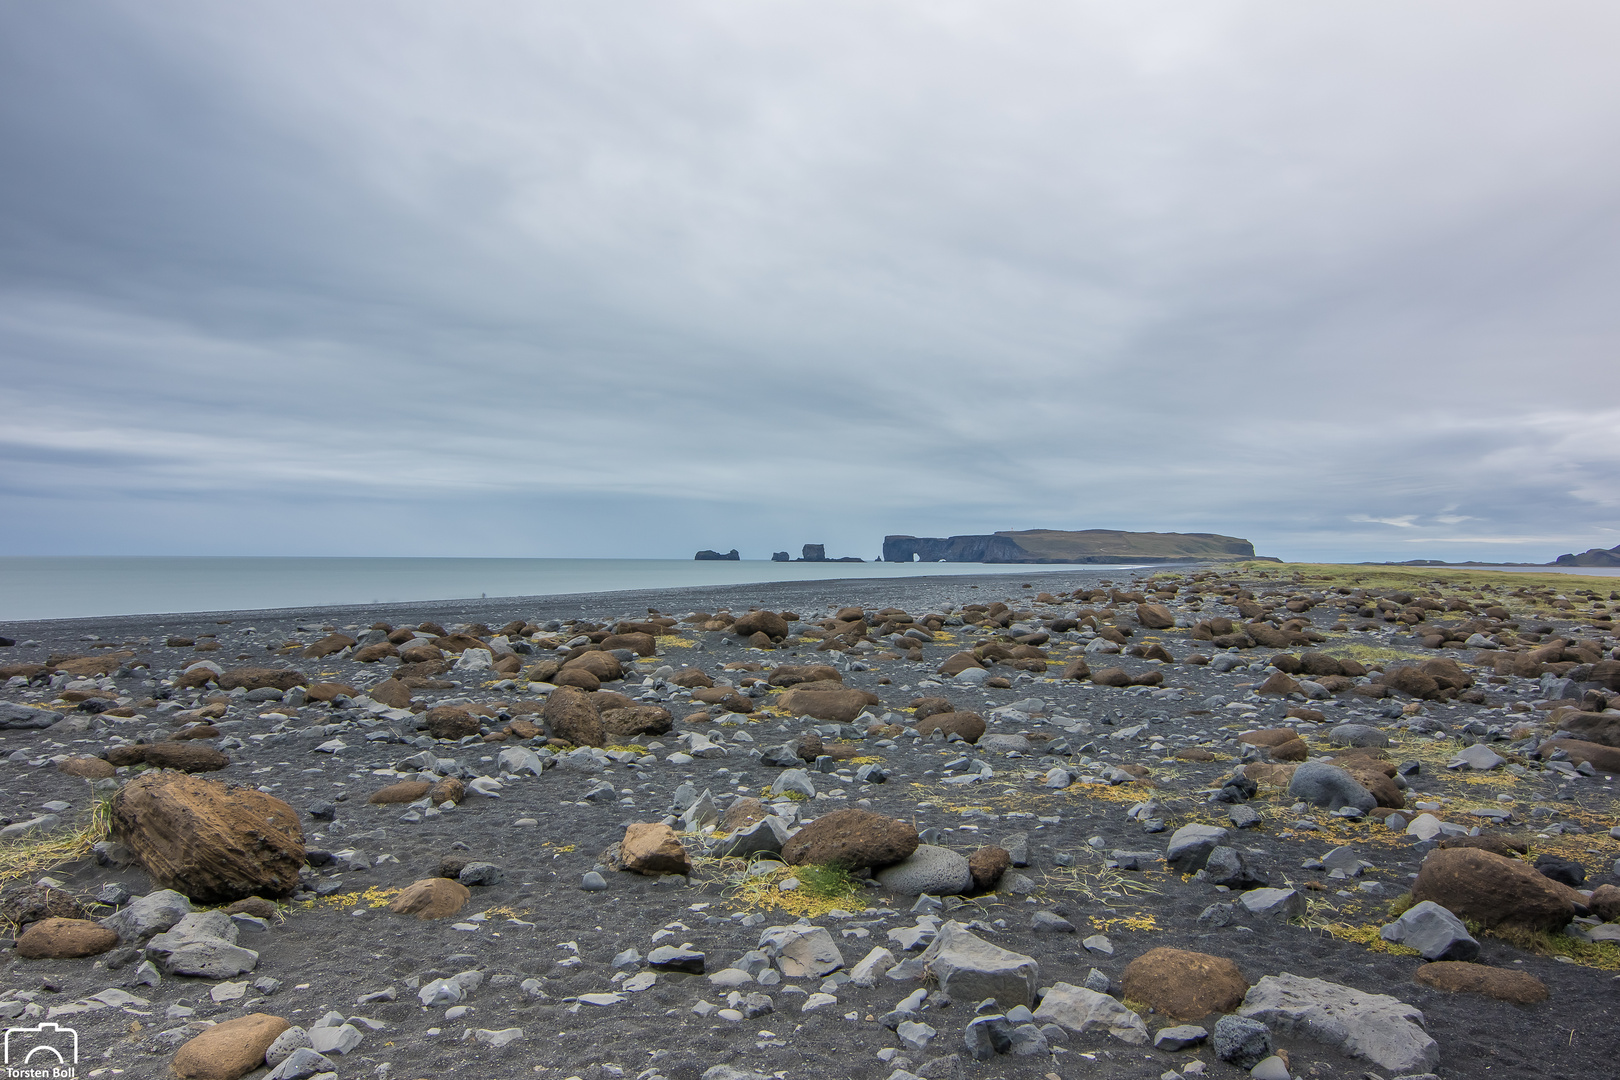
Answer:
[{"xmin": 0, "ymin": 556, "xmax": 1152, "ymax": 622}]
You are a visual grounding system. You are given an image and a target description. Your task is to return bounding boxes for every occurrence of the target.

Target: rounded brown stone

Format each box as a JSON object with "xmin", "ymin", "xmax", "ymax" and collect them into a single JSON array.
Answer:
[
  {"xmin": 427, "ymin": 777, "xmax": 465, "ymax": 805},
  {"xmin": 968, "ymin": 845, "xmax": 1010, "ymax": 890},
  {"xmin": 368, "ymin": 780, "xmax": 432, "ymax": 804},
  {"xmin": 620, "ymin": 822, "xmax": 691, "ymax": 875},
  {"xmin": 1413, "ymin": 847, "xmax": 1577, "ymax": 931},
  {"xmin": 15, "ymin": 917, "xmax": 119, "ymax": 959},
  {"xmin": 915, "ymin": 712, "xmax": 986, "ymax": 744},
  {"xmin": 424, "ymin": 706, "xmax": 481, "ymax": 740},
  {"xmin": 1588, "ymin": 883, "xmax": 1620, "ymax": 922},
  {"xmin": 781, "ymin": 808, "xmax": 919, "ymax": 871},
  {"xmin": 389, "ymin": 877, "xmax": 471, "ymax": 919},
  {"xmin": 171, "ymin": 1012, "xmax": 292, "ymax": 1080},
  {"xmin": 140, "ymin": 742, "xmax": 230, "ymax": 773},
  {"xmin": 222, "ymin": 897, "xmax": 280, "ymax": 919},
  {"xmin": 1414, "ymin": 961, "xmax": 1549, "ymax": 1003},
  {"xmin": 1121, "ymin": 947, "xmax": 1249, "ymax": 1021},
  {"xmin": 57, "ymin": 756, "xmax": 116, "ymax": 779}
]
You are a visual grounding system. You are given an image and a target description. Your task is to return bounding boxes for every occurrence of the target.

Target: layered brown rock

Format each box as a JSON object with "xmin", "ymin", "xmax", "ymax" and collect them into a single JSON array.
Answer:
[
  {"xmin": 15, "ymin": 917, "xmax": 119, "ymax": 959},
  {"xmin": 781, "ymin": 809, "xmax": 918, "ymax": 870},
  {"xmin": 110, "ymin": 771, "xmax": 304, "ymax": 903},
  {"xmin": 620, "ymin": 823, "xmax": 690, "ymax": 875},
  {"xmin": 1413, "ymin": 962, "xmax": 1549, "ymax": 1004},
  {"xmin": 389, "ymin": 877, "xmax": 471, "ymax": 919},
  {"xmin": 171, "ymin": 1012, "xmax": 292, "ymax": 1080},
  {"xmin": 1412, "ymin": 847, "xmax": 1578, "ymax": 931},
  {"xmin": 1122, "ymin": 947, "xmax": 1248, "ymax": 1021},
  {"xmin": 542, "ymin": 686, "xmax": 605, "ymax": 747}
]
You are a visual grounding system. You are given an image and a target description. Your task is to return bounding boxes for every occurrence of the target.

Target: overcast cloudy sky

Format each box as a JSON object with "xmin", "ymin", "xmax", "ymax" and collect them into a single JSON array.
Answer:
[{"xmin": 2, "ymin": 2, "xmax": 1617, "ymax": 564}]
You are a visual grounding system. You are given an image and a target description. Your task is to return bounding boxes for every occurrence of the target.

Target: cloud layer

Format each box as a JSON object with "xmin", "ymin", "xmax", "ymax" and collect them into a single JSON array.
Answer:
[{"xmin": 2, "ymin": 2, "xmax": 1617, "ymax": 562}]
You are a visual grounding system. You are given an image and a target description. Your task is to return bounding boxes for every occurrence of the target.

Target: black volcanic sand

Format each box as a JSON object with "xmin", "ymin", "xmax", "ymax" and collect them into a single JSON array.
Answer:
[{"xmin": 1, "ymin": 566, "xmax": 1617, "ymax": 1080}]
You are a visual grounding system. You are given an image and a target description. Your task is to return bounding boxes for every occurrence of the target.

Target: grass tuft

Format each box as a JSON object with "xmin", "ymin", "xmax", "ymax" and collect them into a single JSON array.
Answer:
[{"xmin": 0, "ymin": 791, "xmax": 115, "ymax": 891}]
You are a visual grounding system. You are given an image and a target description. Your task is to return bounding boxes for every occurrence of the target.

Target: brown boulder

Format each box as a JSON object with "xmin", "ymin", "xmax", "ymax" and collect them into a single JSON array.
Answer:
[
  {"xmin": 110, "ymin": 771, "xmax": 304, "ymax": 903},
  {"xmin": 915, "ymin": 712, "xmax": 986, "ymax": 744},
  {"xmin": 428, "ymin": 777, "xmax": 465, "ymax": 805},
  {"xmin": 223, "ymin": 897, "xmax": 279, "ymax": 919},
  {"xmin": 1122, "ymin": 947, "xmax": 1248, "ymax": 1021},
  {"xmin": 304, "ymin": 681, "xmax": 359, "ymax": 703},
  {"xmin": 1436, "ymin": 834, "xmax": 1528, "ymax": 859},
  {"xmin": 216, "ymin": 667, "xmax": 307, "ymax": 692},
  {"xmin": 141, "ymin": 743, "xmax": 230, "ymax": 772},
  {"xmin": 936, "ymin": 652, "xmax": 984, "ymax": 676},
  {"xmin": 389, "ymin": 877, "xmax": 470, "ymax": 919},
  {"xmin": 564, "ymin": 651, "xmax": 623, "ymax": 682},
  {"xmin": 171, "ymin": 1012, "xmax": 292, "ymax": 1080},
  {"xmin": 1413, "ymin": 962, "xmax": 1548, "ymax": 1004},
  {"xmin": 553, "ymin": 666, "xmax": 601, "ymax": 690},
  {"xmin": 721, "ymin": 797, "xmax": 768, "ymax": 831},
  {"xmin": 1538, "ymin": 738, "xmax": 1620, "ymax": 774},
  {"xmin": 621, "ymin": 822, "xmax": 690, "ymax": 875},
  {"xmin": 58, "ymin": 756, "xmax": 116, "ymax": 779},
  {"xmin": 777, "ymin": 685, "xmax": 882, "ymax": 723},
  {"xmin": 399, "ymin": 643, "xmax": 445, "ymax": 664},
  {"xmin": 1057, "ymin": 658, "xmax": 1091, "ymax": 681},
  {"xmin": 601, "ymin": 705, "xmax": 673, "ymax": 738},
  {"xmin": 1239, "ymin": 728, "xmax": 1303, "ymax": 747},
  {"xmin": 908, "ymin": 696, "xmax": 954, "ymax": 721},
  {"xmin": 600, "ymin": 632, "xmax": 657, "ymax": 656},
  {"xmin": 169, "ymin": 725, "xmax": 220, "ymax": 742},
  {"xmin": 369, "ymin": 678, "xmax": 412, "ymax": 709},
  {"xmin": 968, "ymin": 845, "xmax": 1010, "ymax": 890},
  {"xmin": 1258, "ymin": 671, "xmax": 1303, "ymax": 696},
  {"xmin": 1412, "ymin": 848, "xmax": 1577, "ymax": 931},
  {"xmin": 352, "ymin": 642, "xmax": 399, "ymax": 663},
  {"xmin": 767, "ymin": 664, "xmax": 842, "ymax": 687},
  {"xmin": 1242, "ymin": 762, "xmax": 1298, "ymax": 787},
  {"xmin": 1551, "ymin": 709, "xmax": 1620, "ymax": 748},
  {"xmin": 0, "ymin": 886, "xmax": 86, "ymax": 928},
  {"xmin": 781, "ymin": 808, "xmax": 918, "ymax": 870},
  {"xmin": 424, "ymin": 706, "xmax": 481, "ymax": 740},
  {"xmin": 1587, "ymin": 883, "xmax": 1620, "ymax": 921},
  {"xmin": 429, "ymin": 633, "xmax": 487, "ymax": 654},
  {"xmin": 732, "ymin": 610, "xmax": 790, "ymax": 640},
  {"xmin": 15, "ymin": 917, "xmax": 119, "ymax": 959},
  {"xmin": 542, "ymin": 687, "xmax": 605, "ymax": 747},
  {"xmin": 368, "ymin": 780, "xmax": 433, "ymax": 804},
  {"xmin": 1135, "ymin": 603, "xmax": 1175, "ymax": 629},
  {"xmin": 670, "ymin": 668, "xmax": 714, "ymax": 688}
]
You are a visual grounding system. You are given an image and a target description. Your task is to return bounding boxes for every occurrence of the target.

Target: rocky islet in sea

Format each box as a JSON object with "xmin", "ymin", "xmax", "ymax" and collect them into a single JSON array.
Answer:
[{"xmin": 0, "ymin": 565, "xmax": 1617, "ymax": 1079}]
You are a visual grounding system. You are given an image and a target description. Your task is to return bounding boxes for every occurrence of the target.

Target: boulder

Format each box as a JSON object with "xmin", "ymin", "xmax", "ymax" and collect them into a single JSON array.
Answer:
[
  {"xmin": 141, "ymin": 743, "xmax": 231, "ymax": 773},
  {"xmin": 1412, "ymin": 962, "xmax": 1549, "ymax": 1004},
  {"xmin": 15, "ymin": 917, "xmax": 119, "ymax": 958},
  {"xmin": 388, "ymin": 878, "xmax": 471, "ymax": 919},
  {"xmin": 110, "ymin": 771, "xmax": 305, "ymax": 903},
  {"xmin": 1031, "ymin": 982, "xmax": 1149, "ymax": 1045},
  {"xmin": 914, "ymin": 712, "xmax": 986, "ymax": 743},
  {"xmin": 780, "ymin": 808, "xmax": 918, "ymax": 870},
  {"xmin": 1164, "ymin": 824, "xmax": 1229, "ymax": 873},
  {"xmin": 542, "ymin": 687, "xmax": 605, "ymax": 748},
  {"xmin": 99, "ymin": 889, "xmax": 192, "ymax": 943},
  {"xmin": 758, "ymin": 924, "xmax": 844, "ymax": 977},
  {"xmin": 564, "ymin": 651, "xmax": 623, "ymax": 682},
  {"xmin": 172, "ymin": 1012, "xmax": 292, "ymax": 1080},
  {"xmin": 1288, "ymin": 760, "xmax": 1376, "ymax": 813},
  {"xmin": 368, "ymin": 780, "xmax": 432, "ymax": 804},
  {"xmin": 1412, "ymin": 848, "xmax": 1578, "ymax": 931},
  {"xmin": 776, "ymin": 685, "xmax": 882, "ymax": 723},
  {"xmin": 1238, "ymin": 973, "xmax": 1439, "ymax": 1075},
  {"xmin": 1378, "ymin": 900, "xmax": 1479, "ymax": 961},
  {"xmin": 732, "ymin": 610, "xmax": 790, "ymax": 640},
  {"xmin": 1121, "ymin": 947, "xmax": 1247, "ymax": 1021},
  {"xmin": 58, "ymin": 756, "xmax": 117, "ymax": 779},
  {"xmin": 600, "ymin": 705, "xmax": 673, "ymax": 737},
  {"xmin": 423, "ymin": 706, "xmax": 480, "ymax": 739},
  {"xmin": 968, "ymin": 846, "xmax": 1010, "ymax": 890},
  {"xmin": 918, "ymin": 921, "xmax": 1039, "ymax": 1007},
  {"xmin": 936, "ymin": 652, "xmax": 984, "ymax": 677},
  {"xmin": 216, "ymin": 667, "xmax": 307, "ymax": 692},
  {"xmin": 1538, "ymin": 738, "xmax": 1620, "ymax": 774},
  {"xmin": 907, "ymin": 696, "xmax": 954, "ymax": 720},
  {"xmin": 1135, "ymin": 603, "xmax": 1175, "ymax": 629},
  {"xmin": 874, "ymin": 845, "xmax": 973, "ymax": 896},
  {"xmin": 767, "ymin": 664, "xmax": 840, "ymax": 687},
  {"xmin": 621, "ymin": 822, "xmax": 690, "ymax": 875}
]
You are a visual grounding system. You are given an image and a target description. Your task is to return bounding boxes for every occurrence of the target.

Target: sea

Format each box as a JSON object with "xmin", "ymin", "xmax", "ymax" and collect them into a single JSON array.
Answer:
[{"xmin": 0, "ymin": 556, "xmax": 1152, "ymax": 623}]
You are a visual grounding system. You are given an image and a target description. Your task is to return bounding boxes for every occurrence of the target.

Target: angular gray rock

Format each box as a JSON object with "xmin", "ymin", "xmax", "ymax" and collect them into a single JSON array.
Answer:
[
  {"xmin": 1213, "ymin": 1015, "xmax": 1273, "ymax": 1068},
  {"xmin": 1239, "ymin": 888, "xmax": 1307, "ymax": 919},
  {"xmin": 875, "ymin": 845, "xmax": 973, "ymax": 896},
  {"xmin": 1164, "ymin": 824, "xmax": 1229, "ymax": 872},
  {"xmin": 99, "ymin": 889, "xmax": 193, "ymax": 943},
  {"xmin": 1378, "ymin": 900, "xmax": 1479, "ymax": 962},
  {"xmin": 1030, "ymin": 982, "xmax": 1148, "ymax": 1045},
  {"xmin": 917, "ymin": 921, "xmax": 1040, "ymax": 1007},
  {"xmin": 712, "ymin": 816, "xmax": 791, "ymax": 859},
  {"xmin": 1237, "ymin": 973, "xmax": 1440, "ymax": 1074},
  {"xmin": 758, "ymin": 924, "xmax": 844, "ymax": 977},
  {"xmin": 1330, "ymin": 724, "xmax": 1391, "ymax": 748}
]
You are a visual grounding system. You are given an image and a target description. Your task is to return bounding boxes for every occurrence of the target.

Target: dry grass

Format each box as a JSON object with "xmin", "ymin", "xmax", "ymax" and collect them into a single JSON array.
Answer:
[
  {"xmin": 0, "ymin": 793, "xmax": 115, "ymax": 890},
  {"xmin": 715, "ymin": 857, "xmax": 866, "ymax": 920}
]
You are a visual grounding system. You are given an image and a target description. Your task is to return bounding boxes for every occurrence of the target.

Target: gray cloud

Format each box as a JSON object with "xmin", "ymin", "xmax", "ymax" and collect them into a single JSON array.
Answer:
[{"xmin": 2, "ymin": 1, "xmax": 1618, "ymax": 562}]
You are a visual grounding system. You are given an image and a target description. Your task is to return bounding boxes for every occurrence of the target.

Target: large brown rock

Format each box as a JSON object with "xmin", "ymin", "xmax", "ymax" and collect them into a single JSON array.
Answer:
[
  {"xmin": 1135, "ymin": 603, "xmax": 1175, "ymax": 629},
  {"xmin": 58, "ymin": 756, "xmax": 116, "ymax": 779},
  {"xmin": 553, "ymin": 666, "xmax": 601, "ymax": 690},
  {"xmin": 352, "ymin": 642, "xmax": 399, "ymax": 663},
  {"xmin": 1413, "ymin": 962, "xmax": 1548, "ymax": 1004},
  {"xmin": 424, "ymin": 706, "xmax": 481, "ymax": 740},
  {"xmin": 389, "ymin": 877, "xmax": 470, "ymax": 919},
  {"xmin": 1122, "ymin": 947, "xmax": 1248, "ymax": 1021},
  {"xmin": 1412, "ymin": 848, "xmax": 1577, "ymax": 931},
  {"xmin": 600, "ymin": 632, "xmax": 657, "ymax": 656},
  {"xmin": 369, "ymin": 678, "xmax": 412, "ymax": 709},
  {"xmin": 15, "ymin": 917, "xmax": 119, "ymax": 959},
  {"xmin": 1334, "ymin": 758, "xmax": 1406, "ymax": 809},
  {"xmin": 670, "ymin": 668, "xmax": 714, "ymax": 688},
  {"xmin": 621, "ymin": 823, "xmax": 690, "ymax": 875},
  {"xmin": 303, "ymin": 681, "xmax": 358, "ymax": 703},
  {"xmin": 563, "ymin": 651, "xmax": 623, "ymax": 682},
  {"xmin": 936, "ymin": 652, "xmax": 984, "ymax": 677},
  {"xmin": 600, "ymin": 705, "xmax": 673, "ymax": 737},
  {"xmin": 110, "ymin": 771, "xmax": 305, "ymax": 904},
  {"xmin": 1257, "ymin": 671, "xmax": 1303, "ymax": 696},
  {"xmin": 1587, "ymin": 883, "xmax": 1620, "ymax": 921},
  {"xmin": 1551, "ymin": 709, "xmax": 1620, "ymax": 748},
  {"xmin": 0, "ymin": 886, "xmax": 86, "ymax": 927},
  {"xmin": 732, "ymin": 610, "xmax": 790, "ymax": 640},
  {"xmin": 908, "ymin": 696, "xmax": 955, "ymax": 721},
  {"xmin": 542, "ymin": 686, "xmax": 605, "ymax": 747},
  {"xmin": 767, "ymin": 664, "xmax": 842, "ymax": 687},
  {"xmin": 777, "ymin": 685, "xmax": 882, "ymax": 723},
  {"xmin": 1538, "ymin": 738, "xmax": 1620, "ymax": 774},
  {"xmin": 368, "ymin": 780, "xmax": 432, "ymax": 804},
  {"xmin": 915, "ymin": 712, "xmax": 986, "ymax": 744},
  {"xmin": 968, "ymin": 845, "xmax": 1010, "ymax": 890},
  {"xmin": 171, "ymin": 1012, "xmax": 292, "ymax": 1080},
  {"xmin": 141, "ymin": 742, "xmax": 230, "ymax": 773},
  {"xmin": 781, "ymin": 808, "xmax": 918, "ymax": 870},
  {"xmin": 216, "ymin": 667, "xmax": 307, "ymax": 692}
]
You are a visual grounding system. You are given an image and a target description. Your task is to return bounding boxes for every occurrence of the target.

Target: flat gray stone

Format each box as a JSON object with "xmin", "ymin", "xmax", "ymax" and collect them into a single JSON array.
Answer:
[
  {"xmin": 1031, "ymin": 982, "xmax": 1148, "ymax": 1045},
  {"xmin": 1165, "ymin": 823, "xmax": 1229, "ymax": 872},
  {"xmin": 1238, "ymin": 973, "xmax": 1439, "ymax": 1075},
  {"xmin": 917, "ymin": 921, "xmax": 1039, "ymax": 1008}
]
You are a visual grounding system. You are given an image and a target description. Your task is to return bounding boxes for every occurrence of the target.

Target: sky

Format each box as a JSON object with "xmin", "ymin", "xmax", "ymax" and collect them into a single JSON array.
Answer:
[{"xmin": 2, "ymin": 2, "xmax": 1618, "ymax": 565}]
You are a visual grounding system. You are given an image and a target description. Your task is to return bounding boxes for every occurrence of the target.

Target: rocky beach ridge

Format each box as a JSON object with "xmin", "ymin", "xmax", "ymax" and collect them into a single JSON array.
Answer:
[{"xmin": 0, "ymin": 563, "xmax": 1616, "ymax": 1080}]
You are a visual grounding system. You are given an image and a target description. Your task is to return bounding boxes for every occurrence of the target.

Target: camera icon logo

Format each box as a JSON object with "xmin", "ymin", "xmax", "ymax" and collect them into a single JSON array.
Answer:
[{"xmin": 4, "ymin": 1021, "xmax": 79, "ymax": 1067}]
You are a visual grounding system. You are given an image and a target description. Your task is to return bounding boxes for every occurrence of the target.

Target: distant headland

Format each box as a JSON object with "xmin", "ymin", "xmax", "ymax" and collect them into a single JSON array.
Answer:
[{"xmin": 882, "ymin": 528, "xmax": 1269, "ymax": 564}]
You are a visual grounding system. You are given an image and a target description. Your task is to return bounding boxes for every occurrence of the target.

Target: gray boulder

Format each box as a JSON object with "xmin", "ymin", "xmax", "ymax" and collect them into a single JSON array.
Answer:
[
  {"xmin": 1031, "ymin": 982, "xmax": 1148, "ymax": 1045},
  {"xmin": 758, "ymin": 924, "xmax": 843, "ymax": 977},
  {"xmin": 1239, "ymin": 888, "xmax": 1307, "ymax": 918},
  {"xmin": 712, "ymin": 816, "xmax": 791, "ymax": 860},
  {"xmin": 100, "ymin": 890, "xmax": 193, "ymax": 944},
  {"xmin": 1330, "ymin": 724, "xmax": 1391, "ymax": 748},
  {"xmin": 1238, "ymin": 973, "xmax": 1440, "ymax": 1075},
  {"xmin": 917, "ymin": 921, "xmax": 1040, "ymax": 1008},
  {"xmin": 1288, "ymin": 761, "xmax": 1377, "ymax": 813},
  {"xmin": 0, "ymin": 703, "xmax": 60, "ymax": 729},
  {"xmin": 1164, "ymin": 824, "xmax": 1229, "ymax": 872},
  {"xmin": 1378, "ymin": 900, "xmax": 1479, "ymax": 961},
  {"xmin": 1214, "ymin": 1015, "xmax": 1273, "ymax": 1068},
  {"xmin": 876, "ymin": 845, "xmax": 973, "ymax": 896}
]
